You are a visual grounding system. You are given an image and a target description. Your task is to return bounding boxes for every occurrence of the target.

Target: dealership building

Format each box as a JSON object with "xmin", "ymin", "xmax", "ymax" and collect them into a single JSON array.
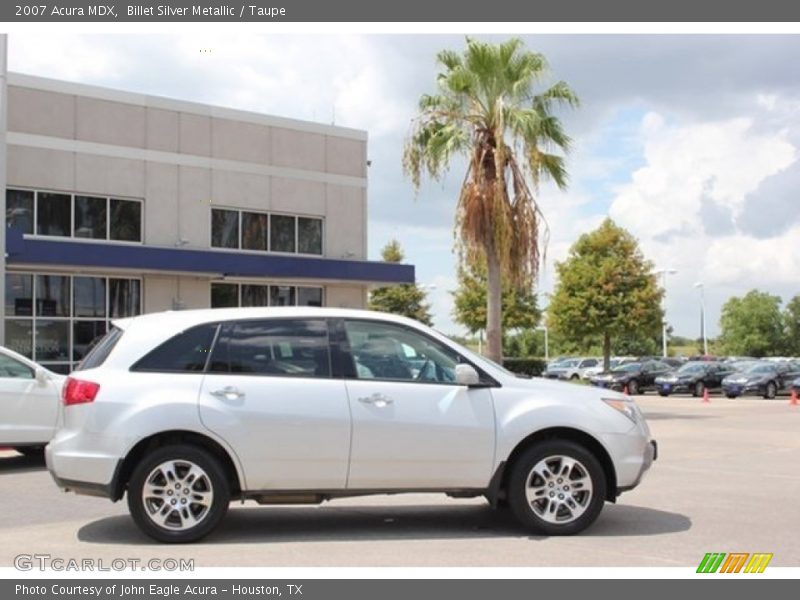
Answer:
[{"xmin": 0, "ymin": 40, "xmax": 414, "ymax": 373}]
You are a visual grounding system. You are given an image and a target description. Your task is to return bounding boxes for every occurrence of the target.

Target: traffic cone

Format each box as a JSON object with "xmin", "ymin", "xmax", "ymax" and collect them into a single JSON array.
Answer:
[
  {"xmin": 623, "ymin": 384, "xmax": 629, "ymax": 396},
  {"xmin": 702, "ymin": 388, "xmax": 710, "ymax": 403},
  {"xmin": 791, "ymin": 389, "xmax": 798, "ymax": 407}
]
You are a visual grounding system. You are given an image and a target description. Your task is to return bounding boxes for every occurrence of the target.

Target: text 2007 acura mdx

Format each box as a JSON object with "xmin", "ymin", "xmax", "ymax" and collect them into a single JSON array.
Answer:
[{"xmin": 47, "ymin": 308, "xmax": 656, "ymax": 543}]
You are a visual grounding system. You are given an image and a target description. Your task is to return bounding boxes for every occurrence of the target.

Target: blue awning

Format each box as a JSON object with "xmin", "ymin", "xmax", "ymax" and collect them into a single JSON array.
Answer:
[{"xmin": 5, "ymin": 227, "xmax": 415, "ymax": 285}]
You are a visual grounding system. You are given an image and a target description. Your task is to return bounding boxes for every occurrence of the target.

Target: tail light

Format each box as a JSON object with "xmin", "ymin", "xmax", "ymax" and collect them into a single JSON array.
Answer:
[{"xmin": 63, "ymin": 377, "xmax": 100, "ymax": 406}]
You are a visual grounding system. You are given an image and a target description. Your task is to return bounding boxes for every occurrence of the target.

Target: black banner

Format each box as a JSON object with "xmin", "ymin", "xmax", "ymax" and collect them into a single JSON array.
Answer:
[
  {"xmin": 3, "ymin": 580, "xmax": 795, "ymax": 600},
  {"xmin": 3, "ymin": 0, "xmax": 800, "ymax": 22}
]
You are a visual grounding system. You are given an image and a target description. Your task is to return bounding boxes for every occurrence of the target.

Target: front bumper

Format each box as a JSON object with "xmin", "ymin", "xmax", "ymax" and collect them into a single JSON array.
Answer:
[
  {"xmin": 592, "ymin": 380, "xmax": 625, "ymax": 391},
  {"xmin": 656, "ymin": 382, "xmax": 691, "ymax": 394},
  {"xmin": 722, "ymin": 382, "xmax": 764, "ymax": 396},
  {"xmin": 617, "ymin": 439, "xmax": 657, "ymax": 495}
]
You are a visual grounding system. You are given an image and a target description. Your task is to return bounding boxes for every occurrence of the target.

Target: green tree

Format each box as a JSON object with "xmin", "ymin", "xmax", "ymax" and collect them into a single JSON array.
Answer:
[
  {"xmin": 452, "ymin": 261, "xmax": 541, "ymax": 334},
  {"xmin": 719, "ymin": 290, "xmax": 785, "ymax": 357},
  {"xmin": 404, "ymin": 37, "xmax": 578, "ymax": 361},
  {"xmin": 547, "ymin": 219, "xmax": 664, "ymax": 370},
  {"xmin": 783, "ymin": 295, "xmax": 800, "ymax": 356},
  {"xmin": 368, "ymin": 240, "xmax": 433, "ymax": 326}
]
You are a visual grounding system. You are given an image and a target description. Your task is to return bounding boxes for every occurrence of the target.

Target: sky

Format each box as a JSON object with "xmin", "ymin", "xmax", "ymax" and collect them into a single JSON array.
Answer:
[{"xmin": 8, "ymin": 34, "xmax": 800, "ymax": 337}]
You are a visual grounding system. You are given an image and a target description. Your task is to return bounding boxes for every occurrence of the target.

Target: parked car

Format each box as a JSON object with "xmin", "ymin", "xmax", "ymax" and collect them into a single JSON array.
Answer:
[
  {"xmin": 722, "ymin": 361, "xmax": 800, "ymax": 399},
  {"xmin": 792, "ymin": 377, "xmax": 800, "ymax": 395},
  {"xmin": 0, "ymin": 345, "xmax": 65, "ymax": 456},
  {"xmin": 47, "ymin": 308, "xmax": 656, "ymax": 543},
  {"xmin": 543, "ymin": 357, "xmax": 600, "ymax": 381},
  {"xmin": 582, "ymin": 357, "xmax": 636, "ymax": 380},
  {"xmin": 654, "ymin": 362, "xmax": 735, "ymax": 397},
  {"xmin": 589, "ymin": 360, "xmax": 674, "ymax": 395}
]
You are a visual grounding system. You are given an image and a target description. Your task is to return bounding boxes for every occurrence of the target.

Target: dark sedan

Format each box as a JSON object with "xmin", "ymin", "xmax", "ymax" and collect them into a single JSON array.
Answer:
[
  {"xmin": 722, "ymin": 362, "xmax": 800, "ymax": 399},
  {"xmin": 654, "ymin": 362, "xmax": 735, "ymax": 397},
  {"xmin": 589, "ymin": 360, "xmax": 673, "ymax": 395}
]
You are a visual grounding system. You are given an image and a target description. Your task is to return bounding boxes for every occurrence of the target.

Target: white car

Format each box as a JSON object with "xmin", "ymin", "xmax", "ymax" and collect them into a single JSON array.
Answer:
[
  {"xmin": 0, "ymin": 345, "xmax": 65, "ymax": 455},
  {"xmin": 47, "ymin": 308, "xmax": 656, "ymax": 543},
  {"xmin": 544, "ymin": 357, "xmax": 600, "ymax": 381}
]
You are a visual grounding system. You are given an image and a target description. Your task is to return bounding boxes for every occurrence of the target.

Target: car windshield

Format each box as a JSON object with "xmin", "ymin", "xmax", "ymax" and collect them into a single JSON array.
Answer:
[
  {"xmin": 678, "ymin": 363, "xmax": 707, "ymax": 374},
  {"xmin": 746, "ymin": 364, "xmax": 775, "ymax": 375},
  {"xmin": 615, "ymin": 362, "xmax": 641, "ymax": 373}
]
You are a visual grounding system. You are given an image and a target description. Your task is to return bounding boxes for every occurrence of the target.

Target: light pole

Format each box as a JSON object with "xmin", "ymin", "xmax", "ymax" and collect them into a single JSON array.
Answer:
[
  {"xmin": 694, "ymin": 282, "xmax": 709, "ymax": 356},
  {"xmin": 536, "ymin": 325, "xmax": 549, "ymax": 362},
  {"xmin": 654, "ymin": 268, "xmax": 677, "ymax": 357}
]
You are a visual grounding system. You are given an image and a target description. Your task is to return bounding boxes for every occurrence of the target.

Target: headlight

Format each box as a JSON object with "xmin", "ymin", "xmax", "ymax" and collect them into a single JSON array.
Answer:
[{"xmin": 602, "ymin": 398, "xmax": 639, "ymax": 423}]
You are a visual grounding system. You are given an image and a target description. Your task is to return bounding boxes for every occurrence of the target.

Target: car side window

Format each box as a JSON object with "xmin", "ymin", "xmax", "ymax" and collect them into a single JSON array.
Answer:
[
  {"xmin": 209, "ymin": 319, "xmax": 331, "ymax": 378},
  {"xmin": 582, "ymin": 359, "xmax": 598, "ymax": 368},
  {"xmin": 0, "ymin": 354, "xmax": 34, "ymax": 379},
  {"xmin": 343, "ymin": 320, "xmax": 458, "ymax": 384},
  {"xmin": 131, "ymin": 323, "xmax": 218, "ymax": 373}
]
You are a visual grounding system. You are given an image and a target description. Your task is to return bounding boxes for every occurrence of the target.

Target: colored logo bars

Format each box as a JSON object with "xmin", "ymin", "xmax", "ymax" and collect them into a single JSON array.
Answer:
[{"xmin": 697, "ymin": 552, "xmax": 773, "ymax": 573}]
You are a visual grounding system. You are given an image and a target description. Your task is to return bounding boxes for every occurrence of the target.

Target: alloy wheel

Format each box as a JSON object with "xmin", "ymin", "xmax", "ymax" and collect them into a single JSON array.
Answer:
[
  {"xmin": 141, "ymin": 460, "xmax": 214, "ymax": 531},
  {"xmin": 524, "ymin": 455, "xmax": 594, "ymax": 524}
]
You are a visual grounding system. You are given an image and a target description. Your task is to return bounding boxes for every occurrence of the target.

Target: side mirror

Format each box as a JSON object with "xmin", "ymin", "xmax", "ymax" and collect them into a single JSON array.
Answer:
[
  {"xmin": 455, "ymin": 364, "xmax": 481, "ymax": 387},
  {"xmin": 34, "ymin": 368, "xmax": 49, "ymax": 385}
]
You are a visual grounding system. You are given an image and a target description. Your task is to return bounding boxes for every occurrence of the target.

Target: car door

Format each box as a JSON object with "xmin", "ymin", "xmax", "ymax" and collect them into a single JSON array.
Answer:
[
  {"xmin": 198, "ymin": 318, "xmax": 351, "ymax": 491},
  {"xmin": 0, "ymin": 352, "xmax": 59, "ymax": 445},
  {"xmin": 340, "ymin": 318, "xmax": 495, "ymax": 490}
]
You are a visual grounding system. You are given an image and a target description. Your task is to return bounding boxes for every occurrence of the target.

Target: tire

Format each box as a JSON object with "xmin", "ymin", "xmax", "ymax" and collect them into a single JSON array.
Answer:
[
  {"xmin": 627, "ymin": 379, "xmax": 639, "ymax": 396},
  {"xmin": 507, "ymin": 440, "xmax": 607, "ymax": 536},
  {"xmin": 726, "ymin": 393, "xmax": 737, "ymax": 399},
  {"xmin": 693, "ymin": 381, "xmax": 705, "ymax": 398},
  {"xmin": 658, "ymin": 391, "xmax": 669, "ymax": 397},
  {"xmin": 127, "ymin": 444, "xmax": 230, "ymax": 543},
  {"xmin": 570, "ymin": 374, "xmax": 579, "ymax": 381},
  {"xmin": 764, "ymin": 382, "xmax": 777, "ymax": 400}
]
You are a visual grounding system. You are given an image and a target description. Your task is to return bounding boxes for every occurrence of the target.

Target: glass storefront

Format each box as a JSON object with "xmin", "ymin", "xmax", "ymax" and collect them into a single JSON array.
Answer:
[{"xmin": 4, "ymin": 273, "xmax": 142, "ymax": 374}]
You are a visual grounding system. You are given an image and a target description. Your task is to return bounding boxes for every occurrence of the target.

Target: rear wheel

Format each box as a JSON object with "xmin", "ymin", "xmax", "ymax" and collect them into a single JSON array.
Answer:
[
  {"xmin": 127, "ymin": 444, "xmax": 230, "ymax": 543},
  {"xmin": 764, "ymin": 382, "xmax": 777, "ymax": 400},
  {"xmin": 507, "ymin": 440, "xmax": 607, "ymax": 536}
]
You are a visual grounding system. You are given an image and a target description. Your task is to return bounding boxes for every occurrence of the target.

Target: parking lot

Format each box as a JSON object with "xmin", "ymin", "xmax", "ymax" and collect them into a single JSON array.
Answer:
[{"xmin": 1, "ymin": 394, "xmax": 798, "ymax": 568}]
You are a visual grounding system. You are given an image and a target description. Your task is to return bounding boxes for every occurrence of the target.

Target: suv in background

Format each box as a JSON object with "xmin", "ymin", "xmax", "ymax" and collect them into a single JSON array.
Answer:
[
  {"xmin": 47, "ymin": 308, "xmax": 656, "ymax": 543},
  {"xmin": 544, "ymin": 357, "xmax": 600, "ymax": 381}
]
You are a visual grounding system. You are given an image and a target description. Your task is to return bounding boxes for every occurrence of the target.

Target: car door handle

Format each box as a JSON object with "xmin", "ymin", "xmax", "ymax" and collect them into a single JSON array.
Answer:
[
  {"xmin": 210, "ymin": 386, "xmax": 245, "ymax": 401},
  {"xmin": 358, "ymin": 393, "xmax": 393, "ymax": 407}
]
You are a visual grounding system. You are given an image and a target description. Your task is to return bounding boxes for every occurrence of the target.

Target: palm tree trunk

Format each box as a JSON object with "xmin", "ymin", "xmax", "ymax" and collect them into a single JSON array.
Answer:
[
  {"xmin": 485, "ymin": 244, "xmax": 503, "ymax": 363},
  {"xmin": 603, "ymin": 332, "xmax": 611, "ymax": 372}
]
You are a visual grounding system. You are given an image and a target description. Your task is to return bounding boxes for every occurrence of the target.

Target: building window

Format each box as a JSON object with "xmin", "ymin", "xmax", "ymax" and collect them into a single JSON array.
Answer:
[
  {"xmin": 298, "ymin": 217, "xmax": 323, "ymax": 255},
  {"xmin": 37, "ymin": 192, "xmax": 71, "ymax": 237},
  {"xmin": 3, "ymin": 272, "xmax": 142, "ymax": 373},
  {"xmin": 74, "ymin": 196, "xmax": 107, "ymax": 239},
  {"xmin": 110, "ymin": 199, "xmax": 142, "ymax": 242},
  {"xmin": 6, "ymin": 189, "xmax": 34, "ymax": 234},
  {"xmin": 241, "ymin": 212, "xmax": 269, "ymax": 251},
  {"xmin": 211, "ymin": 209, "xmax": 239, "ymax": 249},
  {"xmin": 270, "ymin": 214, "xmax": 296, "ymax": 253},
  {"xmin": 210, "ymin": 207, "xmax": 323, "ymax": 256},
  {"xmin": 7, "ymin": 188, "xmax": 143, "ymax": 243},
  {"xmin": 211, "ymin": 282, "xmax": 324, "ymax": 309}
]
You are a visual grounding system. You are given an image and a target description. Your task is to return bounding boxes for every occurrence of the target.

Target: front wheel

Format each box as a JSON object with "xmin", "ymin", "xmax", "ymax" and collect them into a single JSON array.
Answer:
[
  {"xmin": 127, "ymin": 444, "xmax": 230, "ymax": 543},
  {"xmin": 627, "ymin": 379, "xmax": 639, "ymax": 396},
  {"xmin": 693, "ymin": 381, "xmax": 705, "ymax": 397},
  {"xmin": 507, "ymin": 440, "xmax": 607, "ymax": 536},
  {"xmin": 764, "ymin": 382, "xmax": 777, "ymax": 399}
]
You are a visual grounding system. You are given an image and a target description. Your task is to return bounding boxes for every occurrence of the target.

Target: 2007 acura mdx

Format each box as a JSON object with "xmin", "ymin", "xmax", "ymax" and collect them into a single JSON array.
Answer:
[{"xmin": 46, "ymin": 308, "xmax": 656, "ymax": 543}]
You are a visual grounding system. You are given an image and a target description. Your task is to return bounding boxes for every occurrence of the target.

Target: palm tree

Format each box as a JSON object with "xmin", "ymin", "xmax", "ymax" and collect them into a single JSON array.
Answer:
[{"xmin": 404, "ymin": 37, "xmax": 577, "ymax": 362}]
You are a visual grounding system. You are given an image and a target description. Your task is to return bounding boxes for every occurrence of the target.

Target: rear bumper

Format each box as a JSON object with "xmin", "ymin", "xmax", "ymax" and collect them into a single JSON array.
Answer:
[{"xmin": 45, "ymin": 430, "xmax": 126, "ymax": 500}]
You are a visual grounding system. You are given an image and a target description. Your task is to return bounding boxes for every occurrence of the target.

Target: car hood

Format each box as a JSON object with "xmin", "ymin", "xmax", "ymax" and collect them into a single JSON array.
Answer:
[{"xmin": 513, "ymin": 375, "xmax": 628, "ymax": 401}]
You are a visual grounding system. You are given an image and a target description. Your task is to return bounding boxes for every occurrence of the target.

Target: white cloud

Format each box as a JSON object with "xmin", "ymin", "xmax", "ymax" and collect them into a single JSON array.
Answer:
[{"xmin": 609, "ymin": 113, "xmax": 796, "ymax": 239}]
